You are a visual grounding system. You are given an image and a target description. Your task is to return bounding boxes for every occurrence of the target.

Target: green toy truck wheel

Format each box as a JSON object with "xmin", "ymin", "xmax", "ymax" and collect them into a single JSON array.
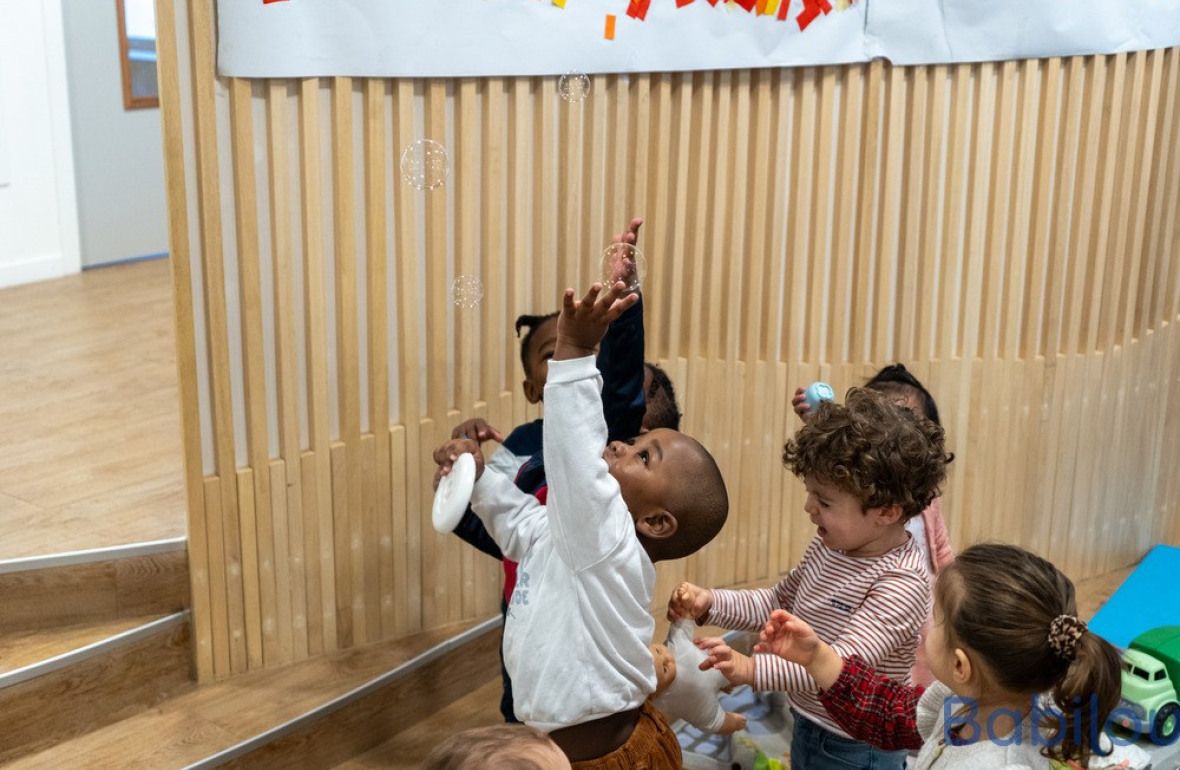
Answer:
[{"xmin": 1155, "ymin": 702, "xmax": 1179, "ymax": 742}]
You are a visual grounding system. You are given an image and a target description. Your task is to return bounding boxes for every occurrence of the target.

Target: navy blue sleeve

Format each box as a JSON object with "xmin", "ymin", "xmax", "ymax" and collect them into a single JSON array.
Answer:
[
  {"xmin": 598, "ymin": 294, "xmax": 646, "ymax": 443},
  {"xmin": 451, "ymin": 507, "xmax": 503, "ymax": 560}
]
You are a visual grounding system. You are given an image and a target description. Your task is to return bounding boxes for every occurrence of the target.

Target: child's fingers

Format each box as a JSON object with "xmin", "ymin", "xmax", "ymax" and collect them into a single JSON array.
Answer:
[
  {"xmin": 561, "ymin": 288, "xmax": 577, "ymax": 313},
  {"xmin": 628, "ymin": 216, "xmax": 643, "ymax": 242},
  {"xmin": 580, "ymin": 283, "xmax": 603, "ymax": 307}
]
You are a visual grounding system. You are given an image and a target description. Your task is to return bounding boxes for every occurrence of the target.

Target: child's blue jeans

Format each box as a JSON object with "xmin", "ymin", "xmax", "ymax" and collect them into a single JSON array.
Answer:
[{"xmin": 789, "ymin": 710, "xmax": 908, "ymax": 770}]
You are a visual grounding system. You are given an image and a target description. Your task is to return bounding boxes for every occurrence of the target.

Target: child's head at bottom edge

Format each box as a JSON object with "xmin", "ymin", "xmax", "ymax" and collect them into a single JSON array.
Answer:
[
  {"xmin": 604, "ymin": 429, "xmax": 728, "ymax": 563},
  {"xmin": 929, "ymin": 543, "xmax": 1121, "ymax": 766},
  {"xmin": 423, "ymin": 723, "xmax": 571, "ymax": 770}
]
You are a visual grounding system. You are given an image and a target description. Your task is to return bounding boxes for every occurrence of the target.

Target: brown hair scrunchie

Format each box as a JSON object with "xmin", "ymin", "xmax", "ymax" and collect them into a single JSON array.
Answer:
[{"xmin": 1048, "ymin": 614, "xmax": 1087, "ymax": 661}]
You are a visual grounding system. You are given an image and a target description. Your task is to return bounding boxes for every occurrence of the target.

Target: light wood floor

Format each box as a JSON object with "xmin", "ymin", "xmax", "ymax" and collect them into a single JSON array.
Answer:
[{"xmin": 0, "ymin": 259, "xmax": 185, "ymax": 559}]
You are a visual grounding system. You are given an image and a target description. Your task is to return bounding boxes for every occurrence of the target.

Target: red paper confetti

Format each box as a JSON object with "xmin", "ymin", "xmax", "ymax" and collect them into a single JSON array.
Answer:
[
  {"xmin": 262, "ymin": 0, "xmax": 288, "ymax": 4},
  {"xmin": 733, "ymin": 0, "xmax": 757, "ymax": 11},
  {"xmin": 627, "ymin": 0, "xmax": 653, "ymax": 19},
  {"xmin": 676, "ymin": 0, "xmax": 695, "ymax": 6},
  {"xmin": 796, "ymin": 0, "xmax": 831, "ymax": 29},
  {"xmin": 777, "ymin": 0, "xmax": 791, "ymax": 19}
]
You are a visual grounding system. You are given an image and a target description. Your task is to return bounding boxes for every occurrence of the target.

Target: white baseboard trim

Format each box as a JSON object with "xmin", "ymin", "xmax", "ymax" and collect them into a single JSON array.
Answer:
[{"xmin": 0, "ymin": 252, "xmax": 74, "ymax": 290}]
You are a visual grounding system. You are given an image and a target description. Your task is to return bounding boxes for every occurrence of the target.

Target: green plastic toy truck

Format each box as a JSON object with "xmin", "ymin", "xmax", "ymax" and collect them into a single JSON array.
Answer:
[{"xmin": 1116, "ymin": 626, "xmax": 1180, "ymax": 743}]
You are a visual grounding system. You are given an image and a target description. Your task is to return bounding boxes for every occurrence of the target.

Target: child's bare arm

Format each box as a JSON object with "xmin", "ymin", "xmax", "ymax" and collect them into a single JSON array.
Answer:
[
  {"xmin": 718, "ymin": 711, "xmax": 747, "ymax": 736},
  {"xmin": 553, "ymin": 282, "xmax": 639, "ymax": 362}
]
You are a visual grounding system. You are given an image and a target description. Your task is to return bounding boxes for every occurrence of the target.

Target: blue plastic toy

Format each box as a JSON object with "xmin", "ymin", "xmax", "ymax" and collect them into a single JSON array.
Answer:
[{"xmin": 803, "ymin": 382, "xmax": 835, "ymax": 411}]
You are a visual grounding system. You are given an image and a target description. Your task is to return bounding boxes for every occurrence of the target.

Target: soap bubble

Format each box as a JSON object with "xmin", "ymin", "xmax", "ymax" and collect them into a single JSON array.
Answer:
[
  {"xmin": 400, "ymin": 139, "xmax": 449, "ymax": 191},
  {"xmin": 600, "ymin": 242, "xmax": 646, "ymax": 294},
  {"xmin": 451, "ymin": 275, "xmax": 484, "ymax": 308},
  {"xmin": 557, "ymin": 72, "xmax": 592, "ymax": 103}
]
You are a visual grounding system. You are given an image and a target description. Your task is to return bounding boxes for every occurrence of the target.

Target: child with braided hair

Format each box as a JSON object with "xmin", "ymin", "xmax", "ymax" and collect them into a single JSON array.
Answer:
[{"xmin": 738, "ymin": 543, "xmax": 1122, "ymax": 769}]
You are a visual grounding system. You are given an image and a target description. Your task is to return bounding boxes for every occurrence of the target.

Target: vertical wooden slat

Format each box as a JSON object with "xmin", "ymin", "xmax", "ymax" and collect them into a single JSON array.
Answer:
[
  {"xmin": 299, "ymin": 77, "xmax": 339, "ymax": 652},
  {"xmin": 228, "ymin": 78, "xmax": 267, "ymax": 671},
  {"xmin": 363, "ymin": 80, "xmax": 395, "ymax": 639},
  {"xmin": 261, "ymin": 463, "xmax": 293, "ymax": 662},
  {"xmin": 394, "ymin": 78, "xmax": 424, "ymax": 634},
  {"xmin": 189, "ymin": 0, "xmax": 245, "ymax": 677},
  {"xmin": 156, "ymin": 0, "xmax": 213, "ymax": 681},
  {"xmin": 267, "ymin": 81, "xmax": 309, "ymax": 661}
]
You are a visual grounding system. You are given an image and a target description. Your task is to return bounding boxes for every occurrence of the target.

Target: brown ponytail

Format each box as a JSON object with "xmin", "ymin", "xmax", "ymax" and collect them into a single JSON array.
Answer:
[
  {"xmin": 938, "ymin": 544, "xmax": 1122, "ymax": 765},
  {"xmin": 1049, "ymin": 630, "xmax": 1121, "ymax": 764}
]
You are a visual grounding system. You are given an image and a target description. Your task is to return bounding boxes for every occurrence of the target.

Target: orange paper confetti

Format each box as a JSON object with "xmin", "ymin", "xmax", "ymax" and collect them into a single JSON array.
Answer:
[{"xmin": 604, "ymin": 13, "xmax": 617, "ymax": 39}]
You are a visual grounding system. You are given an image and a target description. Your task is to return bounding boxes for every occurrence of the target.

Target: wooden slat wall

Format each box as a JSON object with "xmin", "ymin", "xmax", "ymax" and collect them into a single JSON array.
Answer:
[{"xmin": 158, "ymin": 0, "xmax": 1180, "ymax": 681}]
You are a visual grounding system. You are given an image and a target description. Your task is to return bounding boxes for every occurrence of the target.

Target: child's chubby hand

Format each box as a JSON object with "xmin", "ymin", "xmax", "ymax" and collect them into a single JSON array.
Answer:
[
  {"xmin": 753, "ymin": 609, "xmax": 821, "ymax": 667},
  {"xmin": 450, "ymin": 418, "xmax": 504, "ymax": 444},
  {"xmin": 431, "ymin": 438, "xmax": 485, "ymax": 491},
  {"xmin": 554, "ymin": 281, "xmax": 639, "ymax": 359},
  {"xmin": 718, "ymin": 711, "xmax": 748, "ymax": 736},
  {"xmin": 666, "ymin": 581, "xmax": 714, "ymax": 623},
  {"xmin": 791, "ymin": 386, "xmax": 811, "ymax": 421},
  {"xmin": 695, "ymin": 637, "xmax": 755, "ymax": 687},
  {"xmin": 605, "ymin": 216, "xmax": 644, "ymax": 290}
]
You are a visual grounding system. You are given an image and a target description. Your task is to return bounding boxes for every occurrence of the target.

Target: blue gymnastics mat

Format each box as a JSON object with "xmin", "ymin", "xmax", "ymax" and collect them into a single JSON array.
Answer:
[{"xmin": 1088, "ymin": 544, "xmax": 1180, "ymax": 649}]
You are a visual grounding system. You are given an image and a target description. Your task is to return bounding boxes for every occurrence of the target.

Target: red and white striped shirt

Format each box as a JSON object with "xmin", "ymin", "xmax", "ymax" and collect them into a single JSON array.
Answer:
[{"xmin": 706, "ymin": 535, "xmax": 931, "ymax": 738}]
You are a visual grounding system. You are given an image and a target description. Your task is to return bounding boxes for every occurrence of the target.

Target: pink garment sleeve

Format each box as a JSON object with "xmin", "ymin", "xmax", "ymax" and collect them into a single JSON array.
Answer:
[
  {"xmin": 911, "ymin": 496, "xmax": 952, "ymax": 687},
  {"xmin": 921, "ymin": 496, "xmax": 954, "ymax": 574}
]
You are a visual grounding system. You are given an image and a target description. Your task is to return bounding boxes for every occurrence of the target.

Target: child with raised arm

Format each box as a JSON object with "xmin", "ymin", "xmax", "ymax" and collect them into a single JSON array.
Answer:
[
  {"xmin": 751, "ymin": 543, "xmax": 1122, "ymax": 770},
  {"xmin": 433, "ymin": 280, "xmax": 729, "ymax": 767},
  {"xmin": 448, "ymin": 218, "xmax": 683, "ymax": 723},
  {"xmin": 671, "ymin": 388, "xmax": 951, "ymax": 770}
]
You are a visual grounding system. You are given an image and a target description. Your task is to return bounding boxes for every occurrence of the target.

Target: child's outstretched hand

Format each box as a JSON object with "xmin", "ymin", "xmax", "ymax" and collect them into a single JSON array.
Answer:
[
  {"xmin": 791, "ymin": 386, "xmax": 811, "ymax": 421},
  {"xmin": 605, "ymin": 216, "xmax": 644, "ymax": 290},
  {"xmin": 432, "ymin": 438, "xmax": 485, "ymax": 491},
  {"xmin": 554, "ymin": 281, "xmax": 639, "ymax": 361},
  {"xmin": 666, "ymin": 581, "xmax": 714, "ymax": 622},
  {"xmin": 695, "ymin": 637, "xmax": 755, "ymax": 686},
  {"xmin": 754, "ymin": 609, "xmax": 844, "ymax": 689},
  {"xmin": 450, "ymin": 418, "xmax": 504, "ymax": 444},
  {"xmin": 753, "ymin": 609, "xmax": 820, "ymax": 666}
]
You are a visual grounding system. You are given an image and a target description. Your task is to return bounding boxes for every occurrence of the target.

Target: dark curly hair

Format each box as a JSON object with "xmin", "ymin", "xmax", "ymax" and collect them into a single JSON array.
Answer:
[{"xmin": 782, "ymin": 387, "xmax": 951, "ymax": 519}]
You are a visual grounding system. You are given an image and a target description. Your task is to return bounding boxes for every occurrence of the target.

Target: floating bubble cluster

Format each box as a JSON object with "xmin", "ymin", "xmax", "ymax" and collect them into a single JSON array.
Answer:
[
  {"xmin": 451, "ymin": 275, "xmax": 484, "ymax": 309},
  {"xmin": 600, "ymin": 242, "xmax": 646, "ymax": 294},
  {"xmin": 557, "ymin": 72, "xmax": 592, "ymax": 103},
  {"xmin": 400, "ymin": 138, "xmax": 449, "ymax": 191}
]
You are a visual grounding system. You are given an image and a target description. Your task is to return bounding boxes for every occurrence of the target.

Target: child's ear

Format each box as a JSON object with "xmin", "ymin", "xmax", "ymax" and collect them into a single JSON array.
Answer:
[
  {"xmin": 636, "ymin": 511, "xmax": 678, "ymax": 541},
  {"xmin": 523, "ymin": 378, "xmax": 542, "ymax": 404},
  {"xmin": 952, "ymin": 647, "xmax": 973, "ymax": 686},
  {"xmin": 871, "ymin": 503, "xmax": 903, "ymax": 527}
]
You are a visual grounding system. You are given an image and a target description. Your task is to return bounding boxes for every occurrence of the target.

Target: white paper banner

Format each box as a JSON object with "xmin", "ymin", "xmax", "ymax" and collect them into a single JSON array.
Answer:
[{"xmin": 216, "ymin": 0, "xmax": 1180, "ymax": 78}]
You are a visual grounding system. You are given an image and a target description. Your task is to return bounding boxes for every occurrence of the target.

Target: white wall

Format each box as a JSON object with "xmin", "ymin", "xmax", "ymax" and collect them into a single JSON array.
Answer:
[
  {"xmin": 62, "ymin": 0, "xmax": 168, "ymax": 267},
  {"xmin": 0, "ymin": 1, "xmax": 80, "ymax": 289}
]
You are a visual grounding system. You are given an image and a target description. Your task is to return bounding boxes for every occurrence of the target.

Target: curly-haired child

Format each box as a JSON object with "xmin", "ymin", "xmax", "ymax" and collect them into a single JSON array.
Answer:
[{"xmin": 671, "ymin": 387, "xmax": 952, "ymax": 770}]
